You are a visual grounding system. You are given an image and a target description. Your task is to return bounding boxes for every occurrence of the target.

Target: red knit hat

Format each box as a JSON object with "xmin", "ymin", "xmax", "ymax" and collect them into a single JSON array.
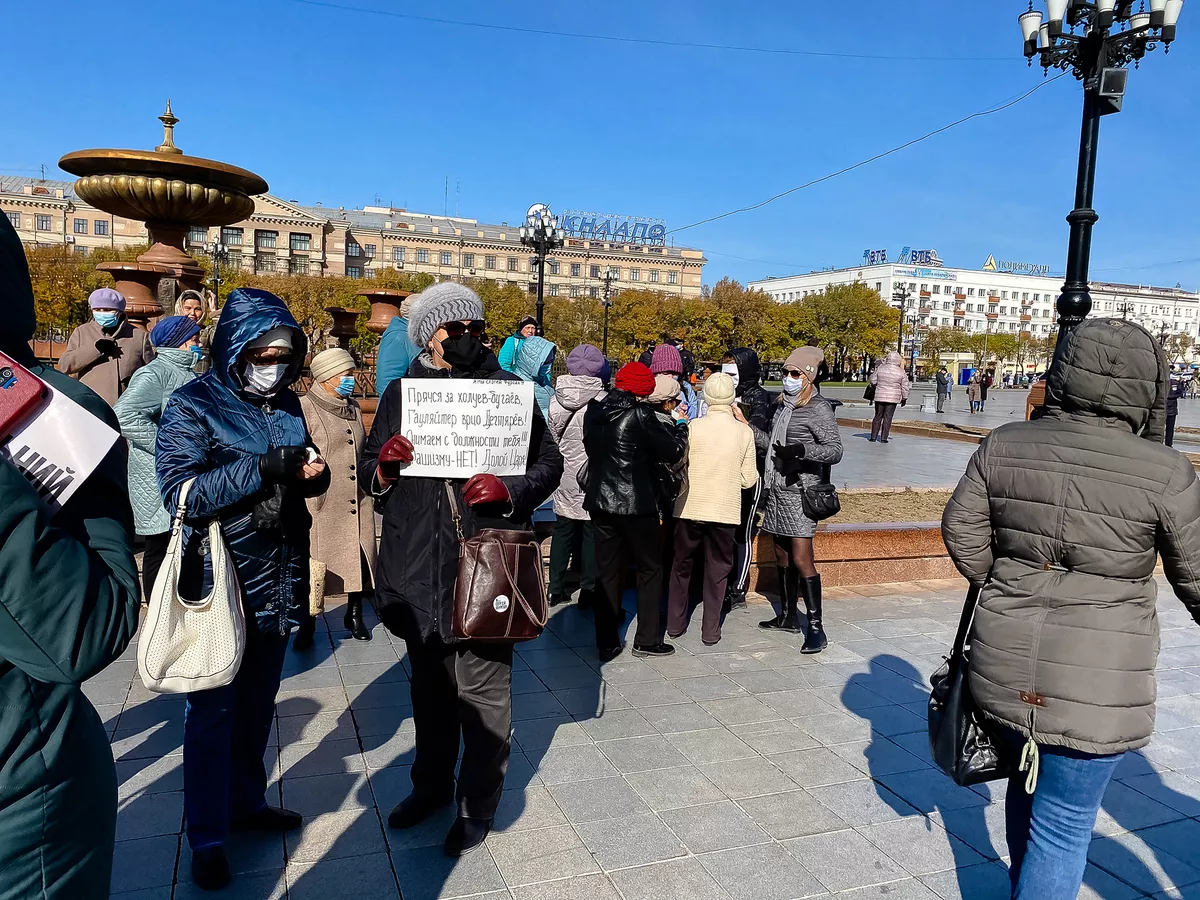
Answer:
[{"xmin": 615, "ymin": 362, "xmax": 656, "ymax": 397}]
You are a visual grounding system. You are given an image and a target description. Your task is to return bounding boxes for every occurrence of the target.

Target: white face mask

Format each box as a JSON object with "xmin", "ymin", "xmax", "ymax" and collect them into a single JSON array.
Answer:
[
  {"xmin": 244, "ymin": 362, "xmax": 288, "ymax": 395},
  {"xmin": 782, "ymin": 375, "xmax": 806, "ymax": 396},
  {"xmin": 720, "ymin": 363, "xmax": 740, "ymax": 390}
]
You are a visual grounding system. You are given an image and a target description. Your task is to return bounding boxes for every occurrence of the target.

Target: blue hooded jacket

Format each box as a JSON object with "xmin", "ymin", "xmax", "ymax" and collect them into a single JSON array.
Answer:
[
  {"xmin": 513, "ymin": 335, "xmax": 556, "ymax": 418},
  {"xmin": 156, "ymin": 288, "xmax": 330, "ymax": 636},
  {"xmin": 376, "ymin": 315, "xmax": 421, "ymax": 398}
]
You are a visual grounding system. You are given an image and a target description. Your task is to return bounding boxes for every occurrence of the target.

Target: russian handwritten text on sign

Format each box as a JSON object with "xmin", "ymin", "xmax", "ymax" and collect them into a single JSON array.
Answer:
[{"xmin": 400, "ymin": 379, "xmax": 535, "ymax": 479}]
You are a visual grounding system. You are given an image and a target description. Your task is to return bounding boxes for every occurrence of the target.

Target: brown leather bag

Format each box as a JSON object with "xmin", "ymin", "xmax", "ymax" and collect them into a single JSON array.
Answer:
[{"xmin": 446, "ymin": 483, "xmax": 548, "ymax": 642}]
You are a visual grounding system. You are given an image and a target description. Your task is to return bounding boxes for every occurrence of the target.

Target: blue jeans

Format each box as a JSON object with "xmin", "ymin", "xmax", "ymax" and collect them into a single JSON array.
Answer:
[
  {"xmin": 1005, "ymin": 740, "xmax": 1124, "ymax": 899},
  {"xmin": 184, "ymin": 630, "xmax": 289, "ymax": 850}
]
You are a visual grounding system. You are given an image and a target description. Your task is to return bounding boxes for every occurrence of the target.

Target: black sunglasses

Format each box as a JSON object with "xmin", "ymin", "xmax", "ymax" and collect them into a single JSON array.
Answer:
[
  {"xmin": 783, "ymin": 368, "xmax": 804, "ymax": 378},
  {"xmin": 443, "ymin": 320, "xmax": 486, "ymax": 338}
]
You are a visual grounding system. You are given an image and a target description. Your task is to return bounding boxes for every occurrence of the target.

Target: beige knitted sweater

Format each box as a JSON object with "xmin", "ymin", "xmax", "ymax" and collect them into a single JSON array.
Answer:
[{"xmin": 674, "ymin": 406, "xmax": 758, "ymax": 525}]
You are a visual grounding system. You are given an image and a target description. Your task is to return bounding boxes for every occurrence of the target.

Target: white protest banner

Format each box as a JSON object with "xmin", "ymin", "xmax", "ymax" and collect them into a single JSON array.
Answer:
[
  {"xmin": 0, "ymin": 380, "xmax": 120, "ymax": 514},
  {"xmin": 400, "ymin": 379, "xmax": 535, "ymax": 479}
]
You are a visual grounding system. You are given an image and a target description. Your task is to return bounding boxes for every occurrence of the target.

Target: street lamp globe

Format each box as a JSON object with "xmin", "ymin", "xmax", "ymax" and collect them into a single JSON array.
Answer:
[{"xmin": 519, "ymin": 202, "xmax": 564, "ymax": 333}]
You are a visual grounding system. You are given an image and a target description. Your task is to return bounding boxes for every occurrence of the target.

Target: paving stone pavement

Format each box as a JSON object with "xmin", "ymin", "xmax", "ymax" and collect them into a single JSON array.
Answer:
[{"xmin": 98, "ymin": 578, "xmax": 1200, "ymax": 899}]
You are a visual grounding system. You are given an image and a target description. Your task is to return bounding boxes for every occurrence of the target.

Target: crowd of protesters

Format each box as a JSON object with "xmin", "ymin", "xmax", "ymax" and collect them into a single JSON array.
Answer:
[{"xmin": 3, "ymin": 205, "xmax": 1199, "ymax": 900}]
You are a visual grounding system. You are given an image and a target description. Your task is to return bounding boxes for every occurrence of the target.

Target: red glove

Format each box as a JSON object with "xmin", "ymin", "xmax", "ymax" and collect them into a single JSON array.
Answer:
[
  {"xmin": 463, "ymin": 473, "xmax": 510, "ymax": 507},
  {"xmin": 376, "ymin": 435, "xmax": 414, "ymax": 484}
]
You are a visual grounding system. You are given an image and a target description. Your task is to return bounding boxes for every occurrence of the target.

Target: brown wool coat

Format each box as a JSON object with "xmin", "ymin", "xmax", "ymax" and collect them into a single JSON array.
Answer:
[
  {"xmin": 300, "ymin": 387, "xmax": 377, "ymax": 597},
  {"xmin": 57, "ymin": 317, "xmax": 154, "ymax": 406},
  {"xmin": 942, "ymin": 319, "xmax": 1200, "ymax": 755}
]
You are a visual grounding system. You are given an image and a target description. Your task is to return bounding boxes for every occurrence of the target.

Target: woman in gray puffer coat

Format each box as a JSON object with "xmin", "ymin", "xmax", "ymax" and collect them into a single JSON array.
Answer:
[
  {"xmin": 755, "ymin": 347, "xmax": 842, "ymax": 653},
  {"xmin": 942, "ymin": 318, "xmax": 1200, "ymax": 900},
  {"xmin": 547, "ymin": 344, "xmax": 608, "ymax": 607}
]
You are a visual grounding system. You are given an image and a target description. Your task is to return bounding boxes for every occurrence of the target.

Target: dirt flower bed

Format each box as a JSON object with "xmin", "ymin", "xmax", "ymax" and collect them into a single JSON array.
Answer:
[{"xmin": 830, "ymin": 490, "xmax": 953, "ymax": 524}]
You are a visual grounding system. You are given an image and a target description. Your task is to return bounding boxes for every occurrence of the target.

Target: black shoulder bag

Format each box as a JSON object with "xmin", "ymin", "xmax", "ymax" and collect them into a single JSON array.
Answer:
[
  {"xmin": 800, "ymin": 463, "xmax": 840, "ymax": 522},
  {"xmin": 928, "ymin": 584, "xmax": 1014, "ymax": 786}
]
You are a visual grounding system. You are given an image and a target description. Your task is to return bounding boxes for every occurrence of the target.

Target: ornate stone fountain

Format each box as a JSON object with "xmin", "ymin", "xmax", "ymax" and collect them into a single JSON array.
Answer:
[
  {"xmin": 359, "ymin": 288, "xmax": 412, "ymax": 335},
  {"xmin": 58, "ymin": 102, "xmax": 268, "ymax": 326}
]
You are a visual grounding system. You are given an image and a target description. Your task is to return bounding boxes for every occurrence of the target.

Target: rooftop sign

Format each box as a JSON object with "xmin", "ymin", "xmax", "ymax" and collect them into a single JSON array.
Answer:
[
  {"xmin": 983, "ymin": 254, "xmax": 1051, "ymax": 277},
  {"xmin": 560, "ymin": 211, "xmax": 666, "ymax": 246}
]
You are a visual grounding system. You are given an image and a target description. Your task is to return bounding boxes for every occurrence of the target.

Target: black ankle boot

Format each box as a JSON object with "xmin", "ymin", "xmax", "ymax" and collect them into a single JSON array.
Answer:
[
  {"xmin": 444, "ymin": 815, "xmax": 492, "ymax": 857},
  {"xmin": 292, "ymin": 614, "xmax": 316, "ymax": 652},
  {"xmin": 800, "ymin": 574, "xmax": 828, "ymax": 653},
  {"xmin": 344, "ymin": 594, "xmax": 371, "ymax": 641},
  {"xmin": 760, "ymin": 566, "xmax": 797, "ymax": 630},
  {"xmin": 191, "ymin": 846, "xmax": 231, "ymax": 891}
]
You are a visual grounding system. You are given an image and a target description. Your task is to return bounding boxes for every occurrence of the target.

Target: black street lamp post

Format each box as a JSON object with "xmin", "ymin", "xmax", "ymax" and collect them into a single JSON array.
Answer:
[
  {"xmin": 1019, "ymin": 0, "xmax": 1184, "ymax": 347},
  {"xmin": 519, "ymin": 203, "xmax": 565, "ymax": 335},
  {"xmin": 600, "ymin": 269, "xmax": 616, "ymax": 358},
  {"xmin": 207, "ymin": 239, "xmax": 228, "ymax": 305}
]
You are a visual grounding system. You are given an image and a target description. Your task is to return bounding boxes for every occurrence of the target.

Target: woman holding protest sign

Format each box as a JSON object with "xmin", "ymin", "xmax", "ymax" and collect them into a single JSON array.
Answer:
[{"xmin": 361, "ymin": 282, "xmax": 563, "ymax": 858}]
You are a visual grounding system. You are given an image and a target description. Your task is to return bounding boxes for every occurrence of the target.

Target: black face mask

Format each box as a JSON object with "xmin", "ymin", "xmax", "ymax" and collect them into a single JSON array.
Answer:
[{"xmin": 440, "ymin": 334, "xmax": 487, "ymax": 370}]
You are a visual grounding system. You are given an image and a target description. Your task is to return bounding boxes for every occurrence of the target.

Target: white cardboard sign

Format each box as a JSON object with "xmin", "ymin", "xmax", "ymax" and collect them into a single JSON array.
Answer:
[
  {"xmin": 399, "ymin": 379, "xmax": 535, "ymax": 479},
  {"xmin": 1, "ymin": 380, "xmax": 120, "ymax": 514}
]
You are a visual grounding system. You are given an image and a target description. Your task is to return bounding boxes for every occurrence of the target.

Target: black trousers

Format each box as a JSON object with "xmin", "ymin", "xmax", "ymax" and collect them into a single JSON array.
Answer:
[
  {"xmin": 668, "ymin": 519, "xmax": 737, "ymax": 643},
  {"xmin": 729, "ymin": 479, "xmax": 762, "ymax": 595},
  {"xmin": 592, "ymin": 512, "xmax": 663, "ymax": 648},
  {"xmin": 871, "ymin": 402, "xmax": 898, "ymax": 441},
  {"xmin": 405, "ymin": 637, "xmax": 513, "ymax": 819},
  {"xmin": 141, "ymin": 531, "xmax": 171, "ymax": 603},
  {"xmin": 1167, "ymin": 413, "xmax": 1178, "ymax": 447}
]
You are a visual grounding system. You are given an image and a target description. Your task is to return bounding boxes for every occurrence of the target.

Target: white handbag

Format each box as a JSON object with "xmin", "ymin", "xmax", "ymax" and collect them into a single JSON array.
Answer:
[{"xmin": 137, "ymin": 478, "xmax": 247, "ymax": 693}]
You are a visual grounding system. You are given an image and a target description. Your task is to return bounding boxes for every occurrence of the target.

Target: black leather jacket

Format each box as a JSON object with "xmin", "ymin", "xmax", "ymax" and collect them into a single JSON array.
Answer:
[
  {"xmin": 583, "ymin": 389, "xmax": 687, "ymax": 517},
  {"xmin": 729, "ymin": 348, "xmax": 776, "ymax": 471}
]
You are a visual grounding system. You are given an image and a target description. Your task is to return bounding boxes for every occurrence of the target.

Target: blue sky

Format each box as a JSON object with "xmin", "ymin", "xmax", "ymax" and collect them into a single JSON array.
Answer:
[{"xmin": 4, "ymin": 0, "xmax": 1197, "ymax": 289}]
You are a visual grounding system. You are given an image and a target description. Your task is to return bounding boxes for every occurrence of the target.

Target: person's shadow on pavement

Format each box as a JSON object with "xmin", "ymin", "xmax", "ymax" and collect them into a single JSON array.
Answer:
[{"xmin": 842, "ymin": 655, "xmax": 1004, "ymax": 898}]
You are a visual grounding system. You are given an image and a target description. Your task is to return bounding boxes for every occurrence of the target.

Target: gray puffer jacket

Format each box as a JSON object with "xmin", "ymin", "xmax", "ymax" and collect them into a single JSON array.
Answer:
[
  {"xmin": 548, "ymin": 375, "xmax": 606, "ymax": 520},
  {"xmin": 943, "ymin": 318, "xmax": 1200, "ymax": 756}
]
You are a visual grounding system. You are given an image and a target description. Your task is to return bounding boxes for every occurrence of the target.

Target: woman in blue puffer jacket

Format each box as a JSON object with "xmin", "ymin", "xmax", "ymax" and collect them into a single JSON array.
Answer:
[{"xmin": 155, "ymin": 288, "xmax": 330, "ymax": 891}]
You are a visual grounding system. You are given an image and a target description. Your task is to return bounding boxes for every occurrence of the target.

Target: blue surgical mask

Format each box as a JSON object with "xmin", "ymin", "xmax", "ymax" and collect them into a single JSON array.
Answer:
[
  {"xmin": 189, "ymin": 344, "xmax": 205, "ymax": 359},
  {"xmin": 334, "ymin": 375, "xmax": 356, "ymax": 398},
  {"xmin": 93, "ymin": 311, "xmax": 119, "ymax": 330},
  {"xmin": 782, "ymin": 375, "xmax": 806, "ymax": 396}
]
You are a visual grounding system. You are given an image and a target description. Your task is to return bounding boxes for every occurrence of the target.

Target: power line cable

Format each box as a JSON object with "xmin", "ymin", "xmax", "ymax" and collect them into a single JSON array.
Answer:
[
  {"xmin": 283, "ymin": 0, "xmax": 1013, "ymax": 62},
  {"xmin": 667, "ymin": 73, "xmax": 1069, "ymax": 236}
]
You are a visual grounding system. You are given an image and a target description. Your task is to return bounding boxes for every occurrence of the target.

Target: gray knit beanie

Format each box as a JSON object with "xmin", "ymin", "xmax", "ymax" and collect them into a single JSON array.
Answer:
[{"xmin": 407, "ymin": 282, "xmax": 486, "ymax": 348}]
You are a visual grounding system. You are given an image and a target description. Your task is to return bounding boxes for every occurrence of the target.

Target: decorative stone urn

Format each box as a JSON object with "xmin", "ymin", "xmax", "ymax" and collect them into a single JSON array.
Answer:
[
  {"xmin": 58, "ymin": 101, "xmax": 268, "ymax": 326},
  {"xmin": 359, "ymin": 288, "xmax": 411, "ymax": 336},
  {"xmin": 325, "ymin": 307, "xmax": 365, "ymax": 350}
]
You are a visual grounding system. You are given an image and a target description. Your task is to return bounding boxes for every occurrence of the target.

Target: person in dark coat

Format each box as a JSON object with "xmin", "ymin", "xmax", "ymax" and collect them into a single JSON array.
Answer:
[
  {"xmin": 583, "ymin": 361, "xmax": 688, "ymax": 660},
  {"xmin": 1165, "ymin": 372, "xmax": 1187, "ymax": 446},
  {"xmin": 0, "ymin": 214, "xmax": 141, "ymax": 900},
  {"xmin": 156, "ymin": 288, "xmax": 331, "ymax": 890},
  {"xmin": 935, "ymin": 365, "xmax": 952, "ymax": 413},
  {"xmin": 361, "ymin": 283, "xmax": 563, "ymax": 858},
  {"xmin": 721, "ymin": 348, "xmax": 775, "ymax": 609}
]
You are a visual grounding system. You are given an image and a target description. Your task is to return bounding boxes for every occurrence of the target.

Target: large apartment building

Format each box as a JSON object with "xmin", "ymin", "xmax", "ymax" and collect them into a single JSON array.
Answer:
[{"xmin": 1, "ymin": 175, "xmax": 707, "ymax": 298}]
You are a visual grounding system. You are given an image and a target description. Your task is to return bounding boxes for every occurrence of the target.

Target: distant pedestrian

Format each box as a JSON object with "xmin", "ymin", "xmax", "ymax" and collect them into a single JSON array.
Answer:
[
  {"xmin": 980, "ymin": 368, "xmax": 994, "ymax": 411},
  {"xmin": 113, "ymin": 314, "xmax": 201, "ymax": 602},
  {"xmin": 547, "ymin": 344, "xmax": 608, "ymax": 609},
  {"xmin": 868, "ymin": 351, "xmax": 909, "ymax": 442},
  {"xmin": 296, "ymin": 348, "xmax": 377, "ymax": 648},
  {"xmin": 755, "ymin": 347, "xmax": 842, "ymax": 653},
  {"xmin": 935, "ymin": 365, "xmax": 952, "ymax": 414},
  {"xmin": 942, "ymin": 318, "xmax": 1200, "ymax": 900},
  {"xmin": 650, "ymin": 341, "xmax": 702, "ymax": 419},
  {"xmin": 497, "ymin": 315, "xmax": 538, "ymax": 373},
  {"xmin": 967, "ymin": 373, "xmax": 982, "ymax": 413},
  {"xmin": 583, "ymin": 362, "xmax": 688, "ymax": 660},
  {"xmin": 1166, "ymin": 373, "xmax": 1187, "ymax": 447},
  {"xmin": 667, "ymin": 373, "xmax": 757, "ymax": 645},
  {"xmin": 58, "ymin": 287, "xmax": 154, "ymax": 406}
]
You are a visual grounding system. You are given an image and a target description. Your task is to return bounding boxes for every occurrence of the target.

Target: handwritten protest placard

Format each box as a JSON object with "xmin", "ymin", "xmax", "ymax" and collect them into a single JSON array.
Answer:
[{"xmin": 400, "ymin": 379, "xmax": 535, "ymax": 479}]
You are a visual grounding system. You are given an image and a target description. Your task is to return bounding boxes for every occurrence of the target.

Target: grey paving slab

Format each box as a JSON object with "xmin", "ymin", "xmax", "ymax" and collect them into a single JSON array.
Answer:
[
  {"xmin": 284, "ymin": 809, "xmax": 387, "ymax": 863},
  {"xmin": 859, "ymin": 816, "xmax": 987, "ymax": 877},
  {"xmin": 175, "ymin": 870, "xmax": 287, "ymax": 900},
  {"xmin": 115, "ymin": 791, "xmax": 183, "ymax": 841},
  {"xmin": 487, "ymin": 824, "xmax": 601, "ymax": 886},
  {"xmin": 608, "ymin": 857, "xmax": 730, "ymax": 900},
  {"xmin": 574, "ymin": 813, "xmax": 688, "ymax": 869},
  {"xmin": 918, "ymin": 861, "xmax": 1014, "ymax": 900},
  {"xmin": 596, "ymin": 733, "xmax": 688, "ymax": 774},
  {"xmin": 699, "ymin": 842, "xmax": 826, "ymax": 900},
  {"xmin": 783, "ymin": 828, "xmax": 908, "ymax": 892},
  {"xmin": 110, "ymin": 835, "xmax": 180, "ymax": 894},
  {"xmin": 547, "ymin": 775, "xmax": 651, "ymax": 824},
  {"xmin": 736, "ymin": 789, "xmax": 850, "ymax": 840},
  {"xmin": 696, "ymin": 755, "xmax": 797, "ymax": 799},
  {"xmin": 624, "ymin": 765, "xmax": 726, "ymax": 811},
  {"xmin": 664, "ymin": 727, "xmax": 758, "ymax": 765},
  {"xmin": 510, "ymin": 873, "xmax": 620, "ymax": 900},
  {"xmin": 287, "ymin": 851, "xmax": 401, "ymax": 900},
  {"xmin": 660, "ymin": 799, "xmax": 771, "ymax": 854}
]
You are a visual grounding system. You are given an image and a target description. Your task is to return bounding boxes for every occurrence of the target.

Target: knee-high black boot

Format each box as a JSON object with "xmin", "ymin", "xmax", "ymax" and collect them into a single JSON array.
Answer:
[
  {"xmin": 760, "ymin": 566, "xmax": 801, "ymax": 632},
  {"xmin": 292, "ymin": 614, "xmax": 316, "ymax": 652},
  {"xmin": 345, "ymin": 593, "xmax": 372, "ymax": 641},
  {"xmin": 799, "ymin": 575, "xmax": 827, "ymax": 653}
]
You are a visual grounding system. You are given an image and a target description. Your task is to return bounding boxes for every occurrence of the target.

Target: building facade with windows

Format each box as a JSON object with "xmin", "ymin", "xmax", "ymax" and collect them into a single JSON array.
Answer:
[
  {"xmin": 2, "ymin": 175, "xmax": 706, "ymax": 297},
  {"xmin": 750, "ymin": 260, "xmax": 1200, "ymax": 350}
]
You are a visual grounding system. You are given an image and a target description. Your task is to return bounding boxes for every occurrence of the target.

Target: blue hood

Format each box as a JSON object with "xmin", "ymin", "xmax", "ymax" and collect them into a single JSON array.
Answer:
[
  {"xmin": 513, "ymin": 335, "xmax": 556, "ymax": 385},
  {"xmin": 211, "ymin": 288, "xmax": 307, "ymax": 393}
]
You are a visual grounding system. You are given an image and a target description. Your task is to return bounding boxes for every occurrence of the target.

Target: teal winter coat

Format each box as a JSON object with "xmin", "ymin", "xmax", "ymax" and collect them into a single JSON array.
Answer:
[
  {"xmin": 114, "ymin": 348, "xmax": 197, "ymax": 535},
  {"xmin": 512, "ymin": 335, "xmax": 556, "ymax": 418},
  {"xmin": 0, "ymin": 214, "xmax": 141, "ymax": 898}
]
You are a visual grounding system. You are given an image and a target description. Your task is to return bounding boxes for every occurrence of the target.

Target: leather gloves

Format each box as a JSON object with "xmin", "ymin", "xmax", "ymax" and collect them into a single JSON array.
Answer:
[
  {"xmin": 259, "ymin": 446, "xmax": 308, "ymax": 483},
  {"xmin": 773, "ymin": 442, "xmax": 807, "ymax": 484},
  {"xmin": 463, "ymin": 473, "xmax": 510, "ymax": 507},
  {"xmin": 95, "ymin": 338, "xmax": 121, "ymax": 358},
  {"xmin": 773, "ymin": 443, "xmax": 806, "ymax": 462},
  {"xmin": 377, "ymin": 435, "xmax": 415, "ymax": 483}
]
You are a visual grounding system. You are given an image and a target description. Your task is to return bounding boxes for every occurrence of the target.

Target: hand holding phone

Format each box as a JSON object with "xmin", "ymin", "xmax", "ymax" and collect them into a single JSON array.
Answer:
[{"xmin": 0, "ymin": 353, "xmax": 49, "ymax": 443}]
